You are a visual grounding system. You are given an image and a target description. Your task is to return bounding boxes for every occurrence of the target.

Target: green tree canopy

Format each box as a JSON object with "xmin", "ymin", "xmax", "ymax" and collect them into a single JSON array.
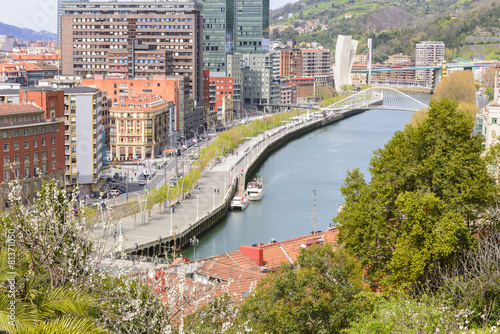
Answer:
[
  {"xmin": 239, "ymin": 245, "xmax": 365, "ymax": 334},
  {"xmin": 336, "ymin": 98, "xmax": 494, "ymax": 289}
]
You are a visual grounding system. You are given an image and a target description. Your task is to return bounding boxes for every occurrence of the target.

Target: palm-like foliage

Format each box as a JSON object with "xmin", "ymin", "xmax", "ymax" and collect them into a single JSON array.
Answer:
[{"xmin": 0, "ymin": 250, "xmax": 107, "ymax": 334}]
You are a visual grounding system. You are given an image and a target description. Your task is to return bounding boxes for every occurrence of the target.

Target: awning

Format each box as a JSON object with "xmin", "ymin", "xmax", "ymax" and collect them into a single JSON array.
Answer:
[{"xmin": 164, "ymin": 149, "xmax": 176, "ymax": 153}]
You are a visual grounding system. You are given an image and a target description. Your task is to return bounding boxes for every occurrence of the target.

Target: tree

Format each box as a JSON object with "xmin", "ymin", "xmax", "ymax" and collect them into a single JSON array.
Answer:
[
  {"xmin": 239, "ymin": 245, "xmax": 365, "ymax": 334},
  {"xmin": 336, "ymin": 98, "xmax": 495, "ymax": 289},
  {"xmin": 432, "ymin": 70, "xmax": 477, "ymax": 114}
]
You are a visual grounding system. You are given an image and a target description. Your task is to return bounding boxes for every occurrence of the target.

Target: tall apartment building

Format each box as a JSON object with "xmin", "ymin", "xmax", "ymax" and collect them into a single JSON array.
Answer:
[
  {"xmin": 415, "ymin": 41, "xmax": 445, "ymax": 86},
  {"xmin": 62, "ymin": 87, "xmax": 104, "ymax": 191},
  {"xmin": 57, "ymin": 0, "xmax": 88, "ymax": 47},
  {"xmin": 233, "ymin": 0, "xmax": 269, "ymax": 54},
  {"xmin": 110, "ymin": 95, "xmax": 169, "ymax": 160},
  {"xmin": 60, "ymin": 0, "xmax": 203, "ymax": 101},
  {"xmin": 302, "ymin": 49, "xmax": 331, "ymax": 77},
  {"xmin": 280, "ymin": 49, "xmax": 302, "ymax": 78},
  {"xmin": 227, "ymin": 53, "xmax": 280, "ymax": 113},
  {"xmin": 0, "ymin": 104, "xmax": 65, "ymax": 210}
]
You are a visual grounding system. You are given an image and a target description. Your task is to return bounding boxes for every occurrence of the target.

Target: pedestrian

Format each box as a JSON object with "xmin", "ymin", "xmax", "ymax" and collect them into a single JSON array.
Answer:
[
  {"xmin": 172, "ymin": 207, "xmax": 175, "ymax": 213},
  {"xmin": 217, "ymin": 189, "xmax": 219, "ymax": 194}
]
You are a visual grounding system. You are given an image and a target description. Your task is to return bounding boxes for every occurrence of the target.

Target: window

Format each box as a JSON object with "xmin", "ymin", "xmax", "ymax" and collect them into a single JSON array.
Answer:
[
  {"xmin": 3, "ymin": 157, "xmax": 9, "ymax": 164},
  {"xmin": 24, "ymin": 167, "xmax": 29, "ymax": 178},
  {"xmin": 51, "ymin": 137, "xmax": 55, "ymax": 145},
  {"xmin": 2, "ymin": 132, "xmax": 7, "ymax": 139},
  {"xmin": 33, "ymin": 140, "xmax": 38, "ymax": 148},
  {"xmin": 3, "ymin": 143, "xmax": 8, "ymax": 152},
  {"xmin": 493, "ymin": 118, "xmax": 498, "ymax": 124},
  {"xmin": 33, "ymin": 152, "xmax": 38, "ymax": 160},
  {"xmin": 3, "ymin": 171, "xmax": 8, "ymax": 182},
  {"xmin": 14, "ymin": 155, "xmax": 19, "ymax": 163},
  {"xmin": 14, "ymin": 142, "xmax": 19, "ymax": 150},
  {"xmin": 42, "ymin": 151, "xmax": 47, "ymax": 159},
  {"xmin": 24, "ymin": 153, "xmax": 29, "ymax": 161},
  {"xmin": 51, "ymin": 149, "xmax": 56, "ymax": 157},
  {"xmin": 52, "ymin": 161, "xmax": 56, "ymax": 170},
  {"xmin": 42, "ymin": 138, "xmax": 46, "ymax": 146},
  {"xmin": 24, "ymin": 141, "xmax": 29, "ymax": 149}
]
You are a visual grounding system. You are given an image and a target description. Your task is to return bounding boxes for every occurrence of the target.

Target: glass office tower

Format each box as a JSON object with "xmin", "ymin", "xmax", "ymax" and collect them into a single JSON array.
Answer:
[
  {"xmin": 234, "ymin": 0, "xmax": 269, "ymax": 54},
  {"xmin": 202, "ymin": 0, "xmax": 234, "ymax": 73}
]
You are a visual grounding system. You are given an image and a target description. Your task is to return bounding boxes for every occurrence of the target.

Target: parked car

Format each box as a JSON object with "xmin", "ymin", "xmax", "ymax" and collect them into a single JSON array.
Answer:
[
  {"xmin": 109, "ymin": 190, "xmax": 120, "ymax": 197},
  {"xmin": 137, "ymin": 179, "xmax": 146, "ymax": 186},
  {"xmin": 117, "ymin": 186, "xmax": 126, "ymax": 194},
  {"xmin": 106, "ymin": 177, "xmax": 117, "ymax": 183}
]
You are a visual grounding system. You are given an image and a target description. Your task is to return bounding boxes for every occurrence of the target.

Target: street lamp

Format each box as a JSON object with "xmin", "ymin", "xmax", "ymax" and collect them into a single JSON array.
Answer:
[
  {"xmin": 190, "ymin": 235, "xmax": 199, "ymax": 261},
  {"xmin": 212, "ymin": 186, "xmax": 215, "ymax": 209},
  {"xmin": 133, "ymin": 192, "xmax": 142, "ymax": 229}
]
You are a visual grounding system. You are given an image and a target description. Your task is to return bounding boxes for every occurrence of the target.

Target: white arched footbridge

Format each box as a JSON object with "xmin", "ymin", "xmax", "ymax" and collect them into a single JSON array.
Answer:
[{"xmin": 321, "ymin": 87, "xmax": 429, "ymax": 115}]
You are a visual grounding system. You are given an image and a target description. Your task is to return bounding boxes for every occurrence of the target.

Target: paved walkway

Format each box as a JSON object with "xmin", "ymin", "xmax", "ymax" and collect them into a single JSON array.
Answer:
[{"xmin": 93, "ymin": 115, "xmax": 316, "ymax": 253}]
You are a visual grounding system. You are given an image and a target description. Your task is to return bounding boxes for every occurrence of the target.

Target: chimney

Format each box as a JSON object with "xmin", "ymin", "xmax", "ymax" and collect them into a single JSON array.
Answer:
[{"xmin": 239, "ymin": 245, "xmax": 263, "ymax": 266}]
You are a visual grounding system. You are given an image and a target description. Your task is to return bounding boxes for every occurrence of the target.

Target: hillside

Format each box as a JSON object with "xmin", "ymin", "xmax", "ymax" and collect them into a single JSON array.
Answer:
[
  {"xmin": 270, "ymin": 0, "xmax": 500, "ymax": 61},
  {"xmin": 0, "ymin": 21, "xmax": 56, "ymax": 42}
]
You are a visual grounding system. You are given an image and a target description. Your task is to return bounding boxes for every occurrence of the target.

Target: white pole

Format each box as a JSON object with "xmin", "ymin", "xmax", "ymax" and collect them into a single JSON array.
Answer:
[{"xmin": 170, "ymin": 207, "xmax": 173, "ymax": 235}]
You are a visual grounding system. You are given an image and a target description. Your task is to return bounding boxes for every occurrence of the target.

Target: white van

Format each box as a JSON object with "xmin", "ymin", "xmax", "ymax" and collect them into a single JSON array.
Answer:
[{"xmin": 109, "ymin": 189, "xmax": 120, "ymax": 197}]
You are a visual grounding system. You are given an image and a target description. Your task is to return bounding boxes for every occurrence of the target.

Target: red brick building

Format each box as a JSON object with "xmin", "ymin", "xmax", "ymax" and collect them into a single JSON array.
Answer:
[
  {"xmin": 19, "ymin": 88, "xmax": 65, "ymax": 119},
  {"xmin": 0, "ymin": 104, "xmax": 65, "ymax": 210},
  {"xmin": 202, "ymin": 70, "xmax": 234, "ymax": 126}
]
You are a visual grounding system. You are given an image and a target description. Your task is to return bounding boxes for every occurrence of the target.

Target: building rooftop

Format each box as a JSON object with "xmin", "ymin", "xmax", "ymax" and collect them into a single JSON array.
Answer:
[
  {"xmin": 0, "ymin": 104, "xmax": 43, "ymax": 115},
  {"xmin": 148, "ymin": 228, "xmax": 340, "ymax": 314},
  {"xmin": 0, "ymin": 89, "xmax": 20, "ymax": 95},
  {"xmin": 63, "ymin": 86, "xmax": 100, "ymax": 94}
]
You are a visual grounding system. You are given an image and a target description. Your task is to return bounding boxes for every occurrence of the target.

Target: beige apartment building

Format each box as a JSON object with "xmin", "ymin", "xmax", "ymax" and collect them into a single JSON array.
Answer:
[{"xmin": 110, "ymin": 94, "xmax": 169, "ymax": 160}]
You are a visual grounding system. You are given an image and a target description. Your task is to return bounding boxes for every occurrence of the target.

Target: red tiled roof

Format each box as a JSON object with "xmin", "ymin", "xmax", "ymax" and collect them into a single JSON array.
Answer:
[{"xmin": 0, "ymin": 104, "xmax": 43, "ymax": 115}]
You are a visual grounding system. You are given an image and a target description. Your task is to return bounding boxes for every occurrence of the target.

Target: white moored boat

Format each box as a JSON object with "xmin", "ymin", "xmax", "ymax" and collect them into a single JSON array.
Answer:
[
  {"xmin": 245, "ymin": 180, "xmax": 263, "ymax": 201},
  {"xmin": 230, "ymin": 196, "xmax": 249, "ymax": 210}
]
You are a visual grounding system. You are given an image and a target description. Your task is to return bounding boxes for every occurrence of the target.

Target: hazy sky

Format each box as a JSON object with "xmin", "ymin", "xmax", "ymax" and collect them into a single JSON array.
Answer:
[{"xmin": 0, "ymin": 0, "xmax": 293, "ymax": 34}]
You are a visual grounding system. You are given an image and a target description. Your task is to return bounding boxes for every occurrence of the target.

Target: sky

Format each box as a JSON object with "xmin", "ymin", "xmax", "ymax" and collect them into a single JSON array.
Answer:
[{"xmin": 0, "ymin": 0, "xmax": 294, "ymax": 34}]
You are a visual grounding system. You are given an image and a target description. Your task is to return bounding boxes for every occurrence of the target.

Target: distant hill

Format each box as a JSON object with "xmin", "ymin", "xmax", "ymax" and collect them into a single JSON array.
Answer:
[
  {"xmin": 0, "ymin": 21, "xmax": 56, "ymax": 42},
  {"xmin": 270, "ymin": 0, "xmax": 500, "ymax": 61}
]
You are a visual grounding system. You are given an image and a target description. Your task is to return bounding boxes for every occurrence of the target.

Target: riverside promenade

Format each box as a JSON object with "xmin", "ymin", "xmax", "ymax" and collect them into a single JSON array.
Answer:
[{"xmin": 94, "ymin": 108, "xmax": 361, "ymax": 258}]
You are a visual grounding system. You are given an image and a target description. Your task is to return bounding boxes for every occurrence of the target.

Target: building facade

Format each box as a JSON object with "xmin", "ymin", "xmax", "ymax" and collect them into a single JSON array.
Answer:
[
  {"xmin": 233, "ymin": 0, "xmax": 269, "ymax": 54},
  {"xmin": 302, "ymin": 49, "xmax": 331, "ymax": 77},
  {"xmin": 60, "ymin": 0, "xmax": 204, "ymax": 102},
  {"xmin": 202, "ymin": 0, "xmax": 234, "ymax": 73},
  {"xmin": 63, "ymin": 87, "xmax": 104, "ymax": 189},
  {"xmin": 279, "ymin": 49, "xmax": 302, "ymax": 78},
  {"xmin": 110, "ymin": 95, "xmax": 169, "ymax": 160},
  {"xmin": 0, "ymin": 104, "xmax": 65, "ymax": 210},
  {"xmin": 202, "ymin": 70, "xmax": 234, "ymax": 126},
  {"xmin": 227, "ymin": 53, "xmax": 280, "ymax": 112},
  {"xmin": 415, "ymin": 41, "xmax": 445, "ymax": 86}
]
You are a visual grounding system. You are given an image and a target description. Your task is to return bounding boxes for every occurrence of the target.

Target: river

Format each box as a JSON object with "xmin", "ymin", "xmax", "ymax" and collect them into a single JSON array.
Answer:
[{"xmin": 181, "ymin": 92, "xmax": 431, "ymax": 260}]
